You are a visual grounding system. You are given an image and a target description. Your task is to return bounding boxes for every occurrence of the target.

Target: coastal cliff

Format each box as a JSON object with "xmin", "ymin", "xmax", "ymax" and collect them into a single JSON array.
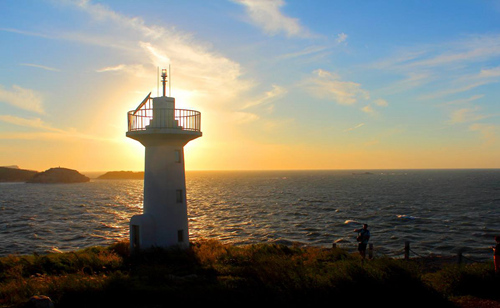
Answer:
[{"xmin": 27, "ymin": 167, "xmax": 90, "ymax": 184}]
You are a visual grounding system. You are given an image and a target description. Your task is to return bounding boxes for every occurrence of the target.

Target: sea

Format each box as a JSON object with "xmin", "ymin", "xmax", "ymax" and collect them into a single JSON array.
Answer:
[{"xmin": 0, "ymin": 169, "xmax": 498, "ymax": 262}]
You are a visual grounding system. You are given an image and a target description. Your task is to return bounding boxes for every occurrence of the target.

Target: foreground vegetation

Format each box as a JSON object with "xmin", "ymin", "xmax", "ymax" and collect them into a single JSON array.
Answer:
[{"xmin": 0, "ymin": 240, "xmax": 498, "ymax": 307}]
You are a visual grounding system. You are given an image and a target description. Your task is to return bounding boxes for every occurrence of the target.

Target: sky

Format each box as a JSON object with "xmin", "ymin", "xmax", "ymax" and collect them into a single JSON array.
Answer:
[{"xmin": 1, "ymin": 0, "xmax": 499, "ymax": 172}]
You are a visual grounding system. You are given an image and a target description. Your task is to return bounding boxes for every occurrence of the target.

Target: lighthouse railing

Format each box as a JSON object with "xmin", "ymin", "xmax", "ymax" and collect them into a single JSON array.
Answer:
[{"xmin": 128, "ymin": 108, "xmax": 201, "ymax": 132}]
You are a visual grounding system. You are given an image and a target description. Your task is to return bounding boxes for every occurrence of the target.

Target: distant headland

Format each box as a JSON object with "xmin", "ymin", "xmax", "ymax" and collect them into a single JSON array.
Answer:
[
  {"xmin": 97, "ymin": 171, "xmax": 144, "ymax": 180},
  {"xmin": 0, "ymin": 166, "xmax": 89, "ymax": 183},
  {"xmin": 0, "ymin": 165, "xmax": 37, "ymax": 182},
  {"xmin": 0, "ymin": 166, "xmax": 144, "ymax": 182}
]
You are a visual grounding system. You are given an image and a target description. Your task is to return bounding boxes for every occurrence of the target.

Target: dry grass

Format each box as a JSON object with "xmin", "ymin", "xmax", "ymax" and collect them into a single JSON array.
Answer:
[{"xmin": 0, "ymin": 240, "xmax": 498, "ymax": 307}]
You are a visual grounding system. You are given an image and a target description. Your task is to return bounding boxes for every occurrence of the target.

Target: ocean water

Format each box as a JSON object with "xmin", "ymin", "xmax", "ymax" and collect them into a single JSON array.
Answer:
[{"xmin": 0, "ymin": 169, "xmax": 498, "ymax": 261}]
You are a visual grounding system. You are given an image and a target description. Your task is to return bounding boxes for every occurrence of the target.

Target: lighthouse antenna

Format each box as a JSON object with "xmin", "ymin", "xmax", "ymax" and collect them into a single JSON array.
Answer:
[
  {"xmin": 169, "ymin": 64, "xmax": 171, "ymax": 97},
  {"xmin": 161, "ymin": 68, "xmax": 167, "ymax": 97}
]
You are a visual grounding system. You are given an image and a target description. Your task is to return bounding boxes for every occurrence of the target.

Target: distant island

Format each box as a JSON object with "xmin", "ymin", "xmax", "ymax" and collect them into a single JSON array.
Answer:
[
  {"xmin": 27, "ymin": 167, "xmax": 90, "ymax": 184},
  {"xmin": 0, "ymin": 166, "xmax": 89, "ymax": 183},
  {"xmin": 97, "ymin": 171, "xmax": 144, "ymax": 180}
]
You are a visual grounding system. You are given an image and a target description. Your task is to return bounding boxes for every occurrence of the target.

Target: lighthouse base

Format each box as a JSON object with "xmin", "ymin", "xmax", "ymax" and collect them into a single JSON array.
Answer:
[{"xmin": 130, "ymin": 214, "xmax": 189, "ymax": 251}]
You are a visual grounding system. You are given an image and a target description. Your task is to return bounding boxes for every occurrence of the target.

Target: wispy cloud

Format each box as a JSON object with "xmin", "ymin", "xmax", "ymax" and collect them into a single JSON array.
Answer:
[
  {"xmin": 374, "ymin": 99, "xmax": 388, "ymax": 107},
  {"xmin": 479, "ymin": 66, "xmax": 500, "ymax": 78},
  {"xmin": 68, "ymin": 0, "xmax": 165, "ymax": 40},
  {"xmin": 447, "ymin": 106, "xmax": 500, "ymax": 124},
  {"xmin": 0, "ymin": 115, "xmax": 49, "ymax": 130},
  {"xmin": 300, "ymin": 69, "xmax": 389, "ymax": 116},
  {"xmin": 336, "ymin": 32, "xmax": 348, "ymax": 44},
  {"xmin": 344, "ymin": 123, "xmax": 365, "ymax": 132},
  {"xmin": 372, "ymin": 34, "xmax": 500, "ymax": 147},
  {"xmin": 95, "ymin": 64, "xmax": 147, "ymax": 77},
  {"xmin": 241, "ymin": 84, "xmax": 287, "ymax": 110},
  {"xmin": 448, "ymin": 107, "xmax": 481, "ymax": 124},
  {"xmin": 234, "ymin": 0, "xmax": 313, "ymax": 38},
  {"xmin": 302, "ymin": 69, "xmax": 370, "ymax": 105},
  {"xmin": 96, "ymin": 64, "xmax": 127, "ymax": 73},
  {"xmin": 50, "ymin": 0, "xmax": 254, "ymax": 106},
  {"xmin": 0, "ymin": 27, "xmax": 53, "ymax": 39},
  {"xmin": 439, "ymin": 94, "xmax": 484, "ymax": 106},
  {"xmin": 20, "ymin": 63, "xmax": 60, "ymax": 72},
  {"xmin": 361, "ymin": 105, "xmax": 375, "ymax": 114},
  {"xmin": 361, "ymin": 98, "xmax": 389, "ymax": 115},
  {"xmin": 378, "ymin": 34, "xmax": 500, "ymax": 71},
  {"xmin": 374, "ymin": 34, "xmax": 500, "ymax": 98},
  {"xmin": 469, "ymin": 123, "xmax": 498, "ymax": 146},
  {"xmin": 231, "ymin": 111, "xmax": 260, "ymax": 124},
  {"xmin": 0, "ymin": 85, "xmax": 45, "ymax": 114},
  {"xmin": 277, "ymin": 45, "xmax": 329, "ymax": 60},
  {"xmin": 0, "ymin": 114, "xmax": 118, "ymax": 142}
]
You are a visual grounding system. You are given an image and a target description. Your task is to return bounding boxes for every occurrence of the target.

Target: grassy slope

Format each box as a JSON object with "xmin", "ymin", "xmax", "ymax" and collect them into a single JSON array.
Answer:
[{"xmin": 0, "ymin": 240, "xmax": 498, "ymax": 308}]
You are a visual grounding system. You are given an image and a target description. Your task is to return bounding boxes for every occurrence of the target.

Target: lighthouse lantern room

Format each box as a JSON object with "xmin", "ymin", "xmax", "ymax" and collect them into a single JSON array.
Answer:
[{"xmin": 126, "ymin": 68, "xmax": 201, "ymax": 251}]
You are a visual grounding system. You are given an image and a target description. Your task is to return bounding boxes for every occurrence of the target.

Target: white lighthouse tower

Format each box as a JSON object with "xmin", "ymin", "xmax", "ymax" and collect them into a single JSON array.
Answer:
[{"xmin": 126, "ymin": 68, "xmax": 201, "ymax": 251}]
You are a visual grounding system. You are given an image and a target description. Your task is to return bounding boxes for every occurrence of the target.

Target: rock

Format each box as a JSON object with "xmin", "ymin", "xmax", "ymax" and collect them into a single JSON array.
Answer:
[
  {"xmin": 25, "ymin": 295, "xmax": 54, "ymax": 308},
  {"xmin": 27, "ymin": 167, "xmax": 90, "ymax": 184}
]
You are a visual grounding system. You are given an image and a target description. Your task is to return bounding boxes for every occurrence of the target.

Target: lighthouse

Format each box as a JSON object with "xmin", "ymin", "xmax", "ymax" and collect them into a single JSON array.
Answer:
[{"xmin": 126, "ymin": 68, "xmax": 201, "ymax": 251}]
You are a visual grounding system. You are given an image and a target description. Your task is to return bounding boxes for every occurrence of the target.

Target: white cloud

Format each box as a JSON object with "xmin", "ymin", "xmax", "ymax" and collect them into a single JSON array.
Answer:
[
  {"xmin": 0, "ymin": 85, "xmax": 45, "ymax": 114},
  {"xmin": 303, "ymin": 69, "xmax": 370, "ymax": 105},
  {"xmin": 234, "ymin": 0, "xmax": 312, "ymax": 38}
]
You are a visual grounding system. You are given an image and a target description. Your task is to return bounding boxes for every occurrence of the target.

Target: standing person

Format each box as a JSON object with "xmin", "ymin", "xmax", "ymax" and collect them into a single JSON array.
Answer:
[
  {"xmin": 354, "ymin": 224, "xmax": 370, "ymax": 259},
  {"xmin": 494, "ymin": 236, "xmax": 500, "ymax": 274}
]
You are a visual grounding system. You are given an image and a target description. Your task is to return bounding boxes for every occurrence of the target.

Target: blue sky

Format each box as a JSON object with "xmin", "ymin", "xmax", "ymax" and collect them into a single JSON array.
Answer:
[{"xmin": 0, "ymin": 0, "xmax": 499, "ymax": 171}]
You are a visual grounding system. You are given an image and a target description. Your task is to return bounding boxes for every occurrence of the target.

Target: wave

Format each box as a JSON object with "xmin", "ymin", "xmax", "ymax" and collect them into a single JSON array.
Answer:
[{"xmin": 397, "ymin": 215, "xmax": 417, "ymax": 220}]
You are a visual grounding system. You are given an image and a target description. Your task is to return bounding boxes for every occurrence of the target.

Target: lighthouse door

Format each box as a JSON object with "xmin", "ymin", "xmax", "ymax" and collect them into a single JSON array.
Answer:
[{"xmin": 132, "ymin": 225, "xmax": 141, "ymax": 250}]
